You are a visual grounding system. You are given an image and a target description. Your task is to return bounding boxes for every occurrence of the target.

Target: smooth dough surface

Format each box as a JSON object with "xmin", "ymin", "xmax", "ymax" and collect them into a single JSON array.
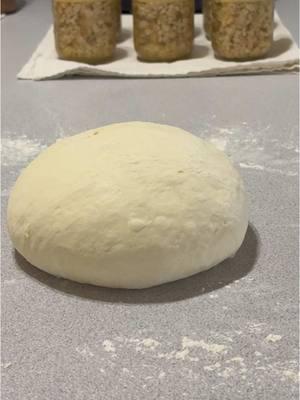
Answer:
[{"xmin": 8, "ymin": 122, "xmax": 248, "ymax": 289}]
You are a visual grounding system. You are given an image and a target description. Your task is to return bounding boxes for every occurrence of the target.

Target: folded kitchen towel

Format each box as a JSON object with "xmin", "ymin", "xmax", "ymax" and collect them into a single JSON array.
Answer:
[{"xmin": 18, "ymin": 12, "xmax": 299, "ymax": 81}]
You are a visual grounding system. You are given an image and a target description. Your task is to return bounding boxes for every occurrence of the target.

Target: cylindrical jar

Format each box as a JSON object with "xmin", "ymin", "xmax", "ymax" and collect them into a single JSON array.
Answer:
[
  {"xmin": 133, "ymin": 0, "xmax": 195, "ymax": 62},
  {"xmin": 211, "ymin": 0, "xmax": 274, "ymax": 60},
  {"xmin": 202, "ymin": 0, "xmax": 212, "ymax": 40},
  {"xmin": 116, "ymin": 0, "xmax": 121, "ymax": 37},
  {"xmin": 53, "ymin": 0, "xmax": 119, "ymax": 64},
  {"xmin": 1, "ymin": 0, "xmax": 17, "ymax": 13}
]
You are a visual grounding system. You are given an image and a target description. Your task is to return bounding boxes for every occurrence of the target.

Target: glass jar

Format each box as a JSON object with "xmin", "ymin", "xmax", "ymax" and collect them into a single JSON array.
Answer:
[
  {"xmin": 202, "ymin": 0, "xmax": 212, "ymax": 40},
  {"xmin": 53, "ymin": 0, "xmax": 119, "ymax": 64},
  {"xmin": 116, "ymin": 0, "xmax": 121, "ymax": 37},
  {"xmin": 133, "ymin": 0, "xmax": 195, "ymax": 62},
  {"xmin": 211, "ymin": 0, "xmax": 274, "ymax": 60},
  {"xmin": 1, "ymin": 0, "xmax": 17, "ymax": 13}
]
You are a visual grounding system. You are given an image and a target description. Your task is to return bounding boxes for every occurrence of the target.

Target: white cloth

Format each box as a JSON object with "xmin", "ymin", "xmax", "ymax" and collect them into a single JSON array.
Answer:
[{"xmin": 18, "ymin": 12, "xmax": 299, "ymax": 80}]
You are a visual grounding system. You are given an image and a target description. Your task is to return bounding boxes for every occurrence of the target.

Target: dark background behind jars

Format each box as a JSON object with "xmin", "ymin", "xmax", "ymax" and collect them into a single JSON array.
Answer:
[{"xmin": 122, "ymin": 0, "xmax": 202, "ymax": 12}]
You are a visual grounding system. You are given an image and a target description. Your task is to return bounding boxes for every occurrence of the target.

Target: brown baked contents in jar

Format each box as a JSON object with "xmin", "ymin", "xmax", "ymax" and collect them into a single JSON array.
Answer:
[
  {"xmin": 211, "ymin": 0, "xmax": 274, "ymax": 60},
  {"xmin": 133, "ymin": 0, "xmax": 194, "ymax": 62},
  {"xmin": 53, "ymin": 0, "xmax": 119, "ymax": 64},
  {"xmin": 203, "ymin": 0, "xmax": 212, "ymax": 40}
]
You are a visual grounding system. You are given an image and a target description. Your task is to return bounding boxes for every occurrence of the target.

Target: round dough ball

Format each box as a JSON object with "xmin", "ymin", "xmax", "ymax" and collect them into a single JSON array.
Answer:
[{"xmin": 7, "ymin": 122, "xmax": 248, "ymax": 289}]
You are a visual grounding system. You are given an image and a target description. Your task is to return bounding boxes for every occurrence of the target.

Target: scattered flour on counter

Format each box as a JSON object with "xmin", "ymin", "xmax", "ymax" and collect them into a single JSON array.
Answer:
[
  {"xmin": 1, "ymin": 188, "xmax": 11, "ymax": 197},
  {"xmin": 204, "ymin": 362, "xmax": 221, "ymax": 371},
  {"xmin": 226, "ymin": 357, "xmax": 246, "ymax": 367},
  {"xmin": 261, "ymin": 362, "xmax": 300, "ymax": 384},
  {"xmin": 174, "ymin": 348, "xmax": 190, "ymax": 360},
  {"xmin": 1, "ymin": 135, "xmax": 46, "ymax": 167},
  {"xmin": 214, "ymin": 333, "xmax": 234, "ymax": 344},
  {"xmin": 113, "ymin": 335, "xmax": 228, "ymax": 363},
  {"xmin": 141, "ymin": 338, "xmax": 160, "ymax": 350},
  {"xmin": 282, "ymin": 370, "xmax": 300, "ymax": 383},
  {"xmin": 209, "ymin": 137, "xmax": 227, "ymax": 151},
  {"xmin": 182, "ymin": 337, "xmax": 228, "ymax": 354},
  {"xmin": 265, "ymin": 334, "xmax": 282, "ymax": 343},
  {"xmin": 42, "ymin": 107, "xmax": 66, "ymax": 138},
  {"xmin": 2, "ymin": 362, "xmax": 12, "ymax": 369},
  {"xmin": 200, "ymin": 122, "xmax": 299, "ymax": 177},
  {"xmin": 158, "ymin": 371, "xmax": 166, "ymax": 379},
  {"xmin": 102, "ymin": 340, "xmax": 116, "ymax": 353},
  {"xmin": 156, "ymin": 350, "xmax": 177, "ymax": 360},
  {"xmin": 75, "ymin": 332, "xmax": 298, "ymax": 389},
  {"xmin": 248, "ymin": 322, "xmax": 267, "ymax": 334},
  {"xmin": 239, "ymin": 162, "xmax": 265, "ymax": 171},
  {"xmin": 126, "ymin": 338, "xmax": 140, "ymax": 344},
  {"xmin": 75, "ymin": 344, "xmax": 94, "ymax": 357},
  {"xmin": 3, "ymin": 279, "xmax": 17, "ymax": 285},
  {"xmin": 217, "ymin": 367, "xmax": 234, "ymax": 378}
]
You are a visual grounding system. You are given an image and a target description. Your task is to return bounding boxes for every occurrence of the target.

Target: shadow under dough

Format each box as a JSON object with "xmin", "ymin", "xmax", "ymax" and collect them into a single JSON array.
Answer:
[{"xmin": 15, "ymin": 224, "xmax": 260, "ymax": 304}]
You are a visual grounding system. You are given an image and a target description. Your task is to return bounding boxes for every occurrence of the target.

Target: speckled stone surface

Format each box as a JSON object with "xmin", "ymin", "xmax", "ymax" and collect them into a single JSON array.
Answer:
[{"xmin": 1, "ymin": 1, "xmax": 299, "ymax": 399}]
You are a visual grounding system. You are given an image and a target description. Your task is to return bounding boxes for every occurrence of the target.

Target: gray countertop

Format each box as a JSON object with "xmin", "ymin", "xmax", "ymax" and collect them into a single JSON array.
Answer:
[{"xmin": 1, "ymin": 1, "xmax": 299, "ymax": 399}]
